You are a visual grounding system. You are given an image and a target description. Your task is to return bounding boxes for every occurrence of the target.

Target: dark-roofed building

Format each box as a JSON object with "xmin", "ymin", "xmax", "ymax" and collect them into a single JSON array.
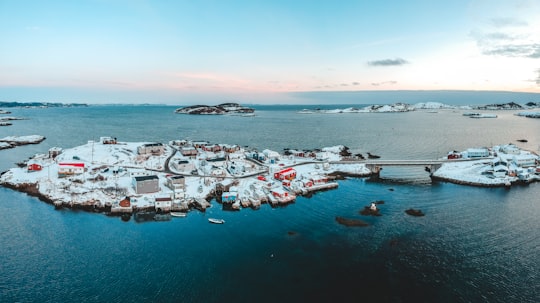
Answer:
[
  {"xmin": 137, "ymin": 143, "xmax": 164, "ymax": 155},
  {"xmin": 132, "ymin": 175, "xmax": 160, "ymax": 194}
]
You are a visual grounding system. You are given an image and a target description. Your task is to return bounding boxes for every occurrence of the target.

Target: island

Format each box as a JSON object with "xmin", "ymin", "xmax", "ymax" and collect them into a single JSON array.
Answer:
[
  {"xmin": 1, "ymin": 138, "xmax": 538, "ymax": 219},
  {"xmin": 0, "ymin": 101, "xmax": 88, "ymax": 108},
  {"xmin": 175, "ymin": 103, "xmax": 255, "ymax": 115},
  {"xmin": 0, "ymin": 135, "xmax": 46, "ymax": 150}
]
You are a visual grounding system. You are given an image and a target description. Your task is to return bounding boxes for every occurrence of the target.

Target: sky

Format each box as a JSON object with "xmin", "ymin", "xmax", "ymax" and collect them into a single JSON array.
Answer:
[{"xmin": 1, "ymin": 0, "xmax": 540, "ymax": 104}]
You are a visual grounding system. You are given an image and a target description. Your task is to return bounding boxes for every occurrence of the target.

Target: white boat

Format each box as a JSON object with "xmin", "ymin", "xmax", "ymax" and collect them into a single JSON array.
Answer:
[
  {"xmin": 170, "ymin": 212, "xmax": 186, "ymax": 217},
  {"xmin": 208, "ymin": 218, "xmax": 225, "ymax": 224}
]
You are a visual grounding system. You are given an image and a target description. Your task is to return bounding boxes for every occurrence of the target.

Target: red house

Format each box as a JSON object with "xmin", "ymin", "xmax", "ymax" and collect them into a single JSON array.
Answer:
[
  {"xmin": 27, "ymin": 163, "xmax": 42, "ymax": 172},
  {"xmin": 274, "ymin": 167, "xmax": 297, "ymax": 181}
]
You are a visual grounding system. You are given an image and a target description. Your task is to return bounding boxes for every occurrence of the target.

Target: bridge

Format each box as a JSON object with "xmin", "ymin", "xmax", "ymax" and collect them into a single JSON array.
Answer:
[
  {"xmin": 330, "ymin": 158, "xmax": 482, "ymax": 174},
  {"xmin": 362, "ymin": 159, "xmax": 446, "ymax": 173}
]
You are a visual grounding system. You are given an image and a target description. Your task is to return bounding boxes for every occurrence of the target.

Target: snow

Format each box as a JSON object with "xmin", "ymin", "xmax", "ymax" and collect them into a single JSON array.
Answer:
[
  {"xmin": 0, "ymin": 135, "xmax": 46, "ymax": 150},
  {"xmin": 2, "ymin": 139, "xmax": 538, "ymax": 214}
]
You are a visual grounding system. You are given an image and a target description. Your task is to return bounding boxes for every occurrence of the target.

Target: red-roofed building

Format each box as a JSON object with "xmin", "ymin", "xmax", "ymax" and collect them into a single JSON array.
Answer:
[
  {"xmin": 274, "ymin": 167, "xmax": 297, "ymax": 181},
  {"xmin": 58, "ymin": 163, "xmax": 85, "ymax": 177}
]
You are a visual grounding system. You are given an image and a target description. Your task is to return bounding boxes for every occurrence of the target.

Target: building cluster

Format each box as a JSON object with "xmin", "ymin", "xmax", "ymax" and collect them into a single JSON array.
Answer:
[{"xmin": 447, "ymin": 144, "xmax": 539, "ymax": 180}]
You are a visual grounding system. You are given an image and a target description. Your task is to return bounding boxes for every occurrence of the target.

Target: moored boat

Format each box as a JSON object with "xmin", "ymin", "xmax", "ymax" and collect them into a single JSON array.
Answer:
[
  {"xmin": 170, "ymin": 212, "xmax": 187, "ymax": 217},
  {"xmin": 208, "ymin": 218, "xmax": 225, "ymax": 224}
]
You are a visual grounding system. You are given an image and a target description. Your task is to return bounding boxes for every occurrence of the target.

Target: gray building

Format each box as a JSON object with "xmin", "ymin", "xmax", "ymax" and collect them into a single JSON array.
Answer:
[{"xmin": 132, "ymin": 175, "xmax": 160, "ymax": 194}]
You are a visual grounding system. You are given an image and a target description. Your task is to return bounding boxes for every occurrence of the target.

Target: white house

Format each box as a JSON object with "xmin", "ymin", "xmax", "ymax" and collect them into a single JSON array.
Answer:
[
  {"xmin": 137, "ymin": 143, "xmax": 164, "ymax": 155},
  {"xmin": 465, "ymin": 148, "xmax": 489, "ymax": 158},
  {"xmin": 155, "ymin": 196, "xmax": 172, "ymax": 213},
  {"xmin": 512, "ymin": 154, "xmax": 537, "ymax": 167},
  {"xmin": 499, "ymin": 144, "xmax": 520, "ymax": 155}
]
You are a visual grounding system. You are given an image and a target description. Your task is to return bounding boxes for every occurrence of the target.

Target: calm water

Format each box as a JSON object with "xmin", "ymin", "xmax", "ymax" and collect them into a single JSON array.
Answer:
[{"xmin": 1, "ymin": 104, "xmax": 539, "ymax": 302}]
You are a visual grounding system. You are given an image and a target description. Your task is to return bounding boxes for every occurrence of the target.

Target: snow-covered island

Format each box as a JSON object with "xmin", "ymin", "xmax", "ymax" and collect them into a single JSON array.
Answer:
[
  {"xmin": 0, "ymin": 135, "xmax": 46, "ymax": 150},
  {"xmin": 1, "ymin": 138, "xmax": 538, "ymax": 219},
  {"xmin": 515, "ymin": 112, "xmax": 540, "ymax": 119},
  {"xmin": 175, "ymin": 103, "xmax": 255, "ymax": 115},
  {"xmin": 297, "ymin": 101, "xmax": 539, "ymax": 114},
  {"xmin": 0, "ymin": 137, "xmax": 370, "ymax": 216},
  {"xmin": 433, "ymin": 144, "xmax": 540, "ymax": 186}
]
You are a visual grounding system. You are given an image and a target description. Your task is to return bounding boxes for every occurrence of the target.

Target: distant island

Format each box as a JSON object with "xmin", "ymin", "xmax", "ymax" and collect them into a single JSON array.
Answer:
[
  {"xmin": 0, "ymin": 101, "xmax": 88, "ymax": 108},
  {"xmin": 175, "ymin": 103, "xmax": 255, "ymax": 115}
]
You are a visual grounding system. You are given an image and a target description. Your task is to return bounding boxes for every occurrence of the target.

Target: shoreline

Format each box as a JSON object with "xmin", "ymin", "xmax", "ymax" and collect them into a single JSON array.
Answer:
[{"xmin": 1, "ymin": 139, "xmax": 538, "ymax": 219}]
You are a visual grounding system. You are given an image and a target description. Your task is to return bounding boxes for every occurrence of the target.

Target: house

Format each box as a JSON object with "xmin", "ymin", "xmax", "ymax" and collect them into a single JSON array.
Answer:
[
  {"xmin": 465, "ymin": 148, "xmax": 489, "ymax": 158},
  {"xmin": 202, "ymin": 144, "xmax": 221, "ymax": 153},
  {"xmin": 499, "ymin": 144, "xmax": 520, "ymax": 155},
  {"xmin": 221, "ymin": 144, "xmax": 241, "ymax": 153},
  {"xmin": 250, "ymin": 152, "xmax": 266, "ymax": 161},
  {"xmin": 58, "ymin": 163, "xmax": 85, "ymax": 177},
  {"xmin": 447, "ymin": 151, "xmax": 462, "ymax": 159},
  {"xmin": 228, "ymin": 162, "xmax": 245, "ymax": 175},
  {"xmin": 48, "ymin": 147, "xmax": 62, "ymax": 159},
  {"xmin": 180, "ymin": 146, "xmax": 198, "ymax": 157},
  {"xmin": 137, "ymin": 143, "xmax": 164, "ymax": 155},
  {"xmin": 512, "ymin": 154, "xmax": 537, "ymax": 167},
  {"xmin": 274, "ymin": 167, "xmax": 297, "ymax": 181},
  {"xmin": 171, "ymin": 140, "xmax": 188, "ymax": 147},
  {"xmin": 166, "ymin": 175, "xmax": 185, "ymax": 190},
  {"xmin": 27, "ymin": 162, "xmax": 42, "ymax": 172},
  {"xmin": 172, "ymin": 160, "xmax": 195, "ymax": 172},
  {"xmin": 311, "ymin": 174, "xmax": 328, "ymax": 184},
  {"xmin": 192, "ymin": 141, "xmax": 209, "ymax": 148},
  {"xmin": 221, "ymin": 191, "xmax": 237, "ymax": 203},
  {"xmin": 493, "ymin": 165, "xmax": 509, "ymax": 178},
  {"xmin": 132, "ymin": 175, "xmax": 159, "ymax": 194},
  {"xmin": 100, "ymin": 136, "xmax": 117, "ymax": 144},
  {"xmin": 271, "ymin": 187, "xmax": 295, "ymax": 203},
  {"xmin": 155, "ymin": 196, "xmax": 172, "ymax": 213},
  {"xmin": 263, "ymin": 149, "xmax": 280, "ymax": 162}
]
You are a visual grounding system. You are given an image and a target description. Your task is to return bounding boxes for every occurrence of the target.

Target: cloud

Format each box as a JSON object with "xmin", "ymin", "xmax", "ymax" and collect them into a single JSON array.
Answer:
[
  {"xmin": 482, "ymin": 42, "xmax": 540, "ymax": 58},
  {"xmin": 471, "ymin": 14, "xmax": 539, "ymax": 59},
  {"xmin": 536, "ymin": 69, "xmax": 540, "ymax": 86},
  {"xmin": 490, "ymin": 17, "xmax": 528, "ymax": 28},
  {"xmin": 371, "ymin": 81, "xmax": 397, "ymax": 86},
  {"xmin": 367, "ymin": 58, "xmax": 409, "ymax": 66}
]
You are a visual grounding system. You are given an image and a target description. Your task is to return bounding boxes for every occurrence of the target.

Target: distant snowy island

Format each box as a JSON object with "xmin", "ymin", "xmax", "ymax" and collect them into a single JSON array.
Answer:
[
  {"xmin": 175, "ymin": 103, "xmax": 255, "ymax": 115},
  {"xmin": 1, "ymin": 137, "xmax": 538, "ymax": 219},
  {"xmin": 297, "ymin": 102, "xmax": 539, "ymax": 114},
  {"xmin": 0, "ymin": 135, "xmax": 46, "ymax": 150}
]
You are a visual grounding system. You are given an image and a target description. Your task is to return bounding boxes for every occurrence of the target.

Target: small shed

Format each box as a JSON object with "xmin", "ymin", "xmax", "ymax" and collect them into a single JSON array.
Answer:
[
  {"xmin": 166, "ymin": 175, "xmax": 185, "ymax": 190},
  {"xmin": 221, "ymin": 191, "xmax": 237, "ymax": 203},
  {"xmin": 48, "ymin": 147, "xmax": 62, "ymax": 159},
  {"xmin": 155, "ymin": 197, "xmax": 172, "ymax": 213},
  {"xmin": 132, "ymin": 175, "xmax": 160, "ymax": 194},
  {"xmin": 100, "ymin": 136, "xmax": 117, "ymax": 144},
  {"xmin": 27, "ymin": 162, "xmax": 42, "ymax": 172}
]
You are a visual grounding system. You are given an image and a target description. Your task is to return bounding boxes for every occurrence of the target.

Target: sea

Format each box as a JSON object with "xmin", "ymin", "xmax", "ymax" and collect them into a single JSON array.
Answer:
[{"xmin": 1, "ymin": 100, "xmax": 539, "ymax": 303}]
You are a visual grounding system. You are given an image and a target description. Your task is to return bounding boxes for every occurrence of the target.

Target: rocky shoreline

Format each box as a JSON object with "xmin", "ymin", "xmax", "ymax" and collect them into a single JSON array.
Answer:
[{"xmin": 0, "ymin": 135, "xmax": 46, "ymax": 150}]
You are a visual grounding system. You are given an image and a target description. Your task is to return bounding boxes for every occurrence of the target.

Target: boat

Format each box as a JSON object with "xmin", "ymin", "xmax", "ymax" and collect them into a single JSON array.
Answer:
[
  {"xmin": 208, "ymin": 218, "xmax": 225, "ymax": 224},
  {"xmin": 170, "ymin": 212, "xmax": 187, "ymax": 217},
  {"xmin": 469, "ymin": 113, "xmax": 497, "ymax": 118}
]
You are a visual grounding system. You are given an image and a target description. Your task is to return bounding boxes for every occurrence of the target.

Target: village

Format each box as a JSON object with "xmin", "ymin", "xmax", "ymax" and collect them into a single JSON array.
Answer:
[
  {"xmin": 0, "ymin": 137, "xmax": 370, "ymax": 219},
  {"xmin": 0, "ymin": 137, "xmax": 539, "ymax": 221}
]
